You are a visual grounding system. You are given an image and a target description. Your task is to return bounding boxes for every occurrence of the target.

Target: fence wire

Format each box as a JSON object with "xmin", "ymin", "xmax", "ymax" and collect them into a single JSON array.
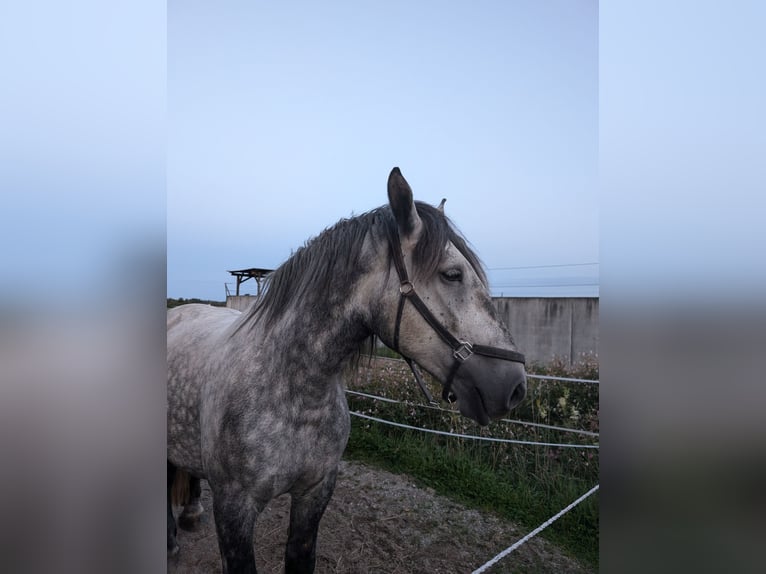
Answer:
[
  {"xmin": 345, "ymin": 389, "xmax": 599, "ymax": 438},
  {"xmin": 471, "ymin": 484, "xmax": 600, "ymax": 573},
  {"xmin": 349, "ymin": 411, "xmax": 599, "ymax": 449}
]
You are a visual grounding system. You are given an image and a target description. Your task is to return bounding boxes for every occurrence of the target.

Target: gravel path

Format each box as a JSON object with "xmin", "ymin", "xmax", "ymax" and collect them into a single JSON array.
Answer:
[{"xmin": 168, "ymin": 460, "xmax": 592, "ymax": 573}]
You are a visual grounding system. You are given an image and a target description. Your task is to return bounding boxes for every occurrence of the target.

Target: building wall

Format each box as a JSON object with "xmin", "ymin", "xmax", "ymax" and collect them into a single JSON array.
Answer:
[
  {"xmin": 493, "ymin": 297, "xmax": 599, "ymax": 365},
  {"xmin": 226, "ymin": 295, "xmax": 258, "ymax": 312}
]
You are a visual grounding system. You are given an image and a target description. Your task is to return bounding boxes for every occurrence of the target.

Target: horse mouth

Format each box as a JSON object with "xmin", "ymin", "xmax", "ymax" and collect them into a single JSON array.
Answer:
[{"xmin": 456, "ymin": 384, "xmax": 491, "ymax": 426}]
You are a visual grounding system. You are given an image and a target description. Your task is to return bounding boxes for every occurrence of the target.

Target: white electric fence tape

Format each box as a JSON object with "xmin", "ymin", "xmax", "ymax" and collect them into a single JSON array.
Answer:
[
  {"xmin": 349, "ymin": 411, "xmax": 599, "ymax": 449},
  {"xmin": 471, "ymin": 484, "xmax": 600, "ymax": 574}
]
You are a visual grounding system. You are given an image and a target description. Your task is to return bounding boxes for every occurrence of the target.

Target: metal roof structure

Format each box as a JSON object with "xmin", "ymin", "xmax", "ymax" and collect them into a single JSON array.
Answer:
[{"xmin": 226, "ymin": 267, "xmax": 273, "ymax": 296}]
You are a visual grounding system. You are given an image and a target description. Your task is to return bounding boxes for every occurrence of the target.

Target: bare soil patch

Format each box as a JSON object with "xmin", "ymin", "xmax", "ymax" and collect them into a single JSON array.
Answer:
[{"xmin": 168, "ymin": 460, "xmax": 592, "ymax": 573}]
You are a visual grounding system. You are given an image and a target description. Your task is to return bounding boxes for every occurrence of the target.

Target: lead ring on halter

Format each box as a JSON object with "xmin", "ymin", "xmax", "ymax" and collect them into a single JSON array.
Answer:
[
  {"xmin": 453, "ymin": 341, "xmax": 474, "ymax": 362},
  {"xmin": 388, "ymin": 223, "xmax": 525, "ymax": 404}
]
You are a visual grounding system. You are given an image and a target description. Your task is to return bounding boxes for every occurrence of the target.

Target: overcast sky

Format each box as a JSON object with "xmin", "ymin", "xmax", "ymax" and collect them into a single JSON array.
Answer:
[{"xmin": 167, "ymin": 0, "xmax": 598, "ymax": 300}]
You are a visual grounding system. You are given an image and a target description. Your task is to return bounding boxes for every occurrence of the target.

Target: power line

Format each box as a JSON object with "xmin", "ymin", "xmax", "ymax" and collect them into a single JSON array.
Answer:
[
  {"xmin": 488, "ymin": 262, "xmax": 599, "ymax": 271},
  {"xmin": 492, "ymin": 284, "xmax": 599, "ymax": 289}
]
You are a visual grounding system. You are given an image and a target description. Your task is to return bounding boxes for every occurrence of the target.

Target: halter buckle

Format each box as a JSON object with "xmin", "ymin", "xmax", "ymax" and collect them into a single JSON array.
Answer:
[
  {"xmin": 399, "ymin": 280, "xmax": 415, "ymax": 296},
  {"xmin": 453, "ymin": 341, "xmax": 474, "ymax": 362}
]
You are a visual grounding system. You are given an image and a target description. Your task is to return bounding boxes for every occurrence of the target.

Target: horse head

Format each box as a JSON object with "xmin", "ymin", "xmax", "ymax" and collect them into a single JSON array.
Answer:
[{"xmin": 374, "ymin": 167, "xmax": 527, "ymax": 426}]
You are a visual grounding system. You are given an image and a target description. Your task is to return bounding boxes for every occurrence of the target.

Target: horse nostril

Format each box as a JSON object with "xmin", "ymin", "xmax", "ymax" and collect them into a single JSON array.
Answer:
[{"xmin": 507, "ymin": 377, "xmax": 526, "ymax": 410}]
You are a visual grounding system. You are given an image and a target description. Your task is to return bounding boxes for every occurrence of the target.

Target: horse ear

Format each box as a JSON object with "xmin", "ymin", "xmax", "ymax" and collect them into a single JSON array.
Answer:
[
  {"xmin": 387, "ymin": 167, "xmax": 422, "ymax": 239},
  {"xmin": 437, "ymin": 198, "xmax": 446, "ymax": 214}
]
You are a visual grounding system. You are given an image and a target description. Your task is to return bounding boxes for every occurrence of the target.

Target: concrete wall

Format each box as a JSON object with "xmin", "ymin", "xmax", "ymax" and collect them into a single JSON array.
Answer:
[
  {"xmin": 493, "ymin": 297, "xmax": 599, "ymax": 366},
  {"xmin": 226, "ymin": 295, "xmax": 258, "ymax": 312}
]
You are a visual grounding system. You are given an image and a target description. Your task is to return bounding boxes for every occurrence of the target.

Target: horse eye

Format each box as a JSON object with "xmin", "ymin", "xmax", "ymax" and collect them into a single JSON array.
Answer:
[{"xmin": 441, "ymin": 268, "xmax": 463, "ymax": 282}]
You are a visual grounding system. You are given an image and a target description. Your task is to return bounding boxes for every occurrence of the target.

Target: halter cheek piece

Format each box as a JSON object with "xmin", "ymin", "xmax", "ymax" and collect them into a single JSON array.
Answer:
[{"xmin": 388, "ymin": 230, "xmax": 526, "ymax": 405}]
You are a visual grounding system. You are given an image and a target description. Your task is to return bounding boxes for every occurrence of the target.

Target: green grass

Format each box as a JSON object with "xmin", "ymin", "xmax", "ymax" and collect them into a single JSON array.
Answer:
[{"xmin": 343, "ymin": 354, "xmax": 599, "ymax": 568}]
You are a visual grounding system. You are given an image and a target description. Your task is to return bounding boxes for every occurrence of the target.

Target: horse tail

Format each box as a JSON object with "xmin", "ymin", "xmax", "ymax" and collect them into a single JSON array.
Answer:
[{"xmin": 170, "ymin": 469, "xmax": 191, "ymax": 507}]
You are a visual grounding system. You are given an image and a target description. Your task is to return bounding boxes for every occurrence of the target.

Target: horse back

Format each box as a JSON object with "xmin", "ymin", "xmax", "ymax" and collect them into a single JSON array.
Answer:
[{"xmin": 167, "ymin": 304, "xmax": 242, "ymax": 476}]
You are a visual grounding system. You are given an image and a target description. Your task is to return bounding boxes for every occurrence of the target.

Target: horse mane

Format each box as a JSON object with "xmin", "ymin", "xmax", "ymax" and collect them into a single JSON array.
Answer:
[{"xmin": 237, "ymin": 201, "xmax": 487, "ymax": 333}]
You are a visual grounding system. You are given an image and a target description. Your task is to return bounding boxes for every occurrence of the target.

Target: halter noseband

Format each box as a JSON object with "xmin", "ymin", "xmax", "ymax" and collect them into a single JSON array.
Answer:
[{"xmin": 388, "ymin": 228, "xmax": 526, "ymax": 405}]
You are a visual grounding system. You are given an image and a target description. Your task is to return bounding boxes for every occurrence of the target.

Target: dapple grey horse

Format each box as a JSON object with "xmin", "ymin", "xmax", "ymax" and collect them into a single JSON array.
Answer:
[{"xmin": 167, "ymin": 167, "xmax": 527, "ymax": 573}]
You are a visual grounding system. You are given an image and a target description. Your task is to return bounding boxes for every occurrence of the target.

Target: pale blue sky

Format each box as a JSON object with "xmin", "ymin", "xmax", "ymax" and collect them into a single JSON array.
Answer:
[
  {"xmin": 168, "ymin": 0, "xmax": 598, "ymax": 300},
  {"xmin": 1, "ymin": 1, "xmax": 760, "ymax": 306}
]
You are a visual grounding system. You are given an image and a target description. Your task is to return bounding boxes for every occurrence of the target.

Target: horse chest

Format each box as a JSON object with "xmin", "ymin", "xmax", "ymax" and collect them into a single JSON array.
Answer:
[{"xmin": 201, "ymin": 383, "xmax": 350, "ymax": 493}]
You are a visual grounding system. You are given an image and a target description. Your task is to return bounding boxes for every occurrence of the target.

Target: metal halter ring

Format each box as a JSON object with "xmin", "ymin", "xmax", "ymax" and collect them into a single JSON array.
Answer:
[
  {"xmin": 453, "ymin": 341, "xmax": 474, "ymax": 362},
  {"xmin": 399, "ymin": 280, "xmax": 415, "ymax": 296}
]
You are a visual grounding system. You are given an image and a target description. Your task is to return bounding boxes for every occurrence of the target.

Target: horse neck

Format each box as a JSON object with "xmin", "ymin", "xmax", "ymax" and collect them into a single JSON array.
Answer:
[
  {"xmin": 237, "ymin": 268, "xmax": 377, "ymax": 384},
  {"xmin": 270, "ymin": 304, "xmax": 371, "ymax": 378}
]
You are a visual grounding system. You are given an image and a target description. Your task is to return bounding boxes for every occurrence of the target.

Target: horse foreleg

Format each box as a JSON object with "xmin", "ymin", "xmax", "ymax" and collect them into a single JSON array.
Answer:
[
  {"xmin": 212, "ymin": 489, "xmax": 259, "ymax": 574},
  {"xmin": 178, "ymin": 475, "xmax": 204, "ymax": 531},
  {"xmin": 167, "ymin": 461, "xmax": 179, "ymax": 556},
  {"xmin": 285, "ymin": 468, "xmax": 339, "ymax": 574}
]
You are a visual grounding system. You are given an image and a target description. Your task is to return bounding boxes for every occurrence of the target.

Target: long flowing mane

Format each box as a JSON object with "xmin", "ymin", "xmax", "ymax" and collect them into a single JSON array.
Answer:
[{"xmin": 238, "ymin": 201, "xmax": 487, "ymax": 332}]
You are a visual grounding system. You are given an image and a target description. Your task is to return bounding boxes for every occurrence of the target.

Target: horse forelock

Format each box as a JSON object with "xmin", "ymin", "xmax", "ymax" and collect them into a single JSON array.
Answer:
[{"xmin": 237, "ymin": 201, "xmax": 486, "ymax": 333}]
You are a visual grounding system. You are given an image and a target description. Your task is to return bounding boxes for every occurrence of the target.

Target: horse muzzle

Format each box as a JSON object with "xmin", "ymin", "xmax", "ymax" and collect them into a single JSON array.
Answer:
[{"xmin": 452, "ymin": 359, "xmax": 527, "ymax": 425}]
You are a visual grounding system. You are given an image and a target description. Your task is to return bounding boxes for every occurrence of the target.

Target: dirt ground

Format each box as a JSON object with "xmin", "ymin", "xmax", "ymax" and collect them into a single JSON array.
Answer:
[{"xmin": 168, "ymin": 460, "xmax": 593, "ymax": 574}]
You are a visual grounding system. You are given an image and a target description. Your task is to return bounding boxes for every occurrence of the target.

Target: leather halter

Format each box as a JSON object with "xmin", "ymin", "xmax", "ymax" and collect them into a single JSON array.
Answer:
[{"xmin": 388, "ymin": 228, "xmax": 526, "ymax": 404}]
